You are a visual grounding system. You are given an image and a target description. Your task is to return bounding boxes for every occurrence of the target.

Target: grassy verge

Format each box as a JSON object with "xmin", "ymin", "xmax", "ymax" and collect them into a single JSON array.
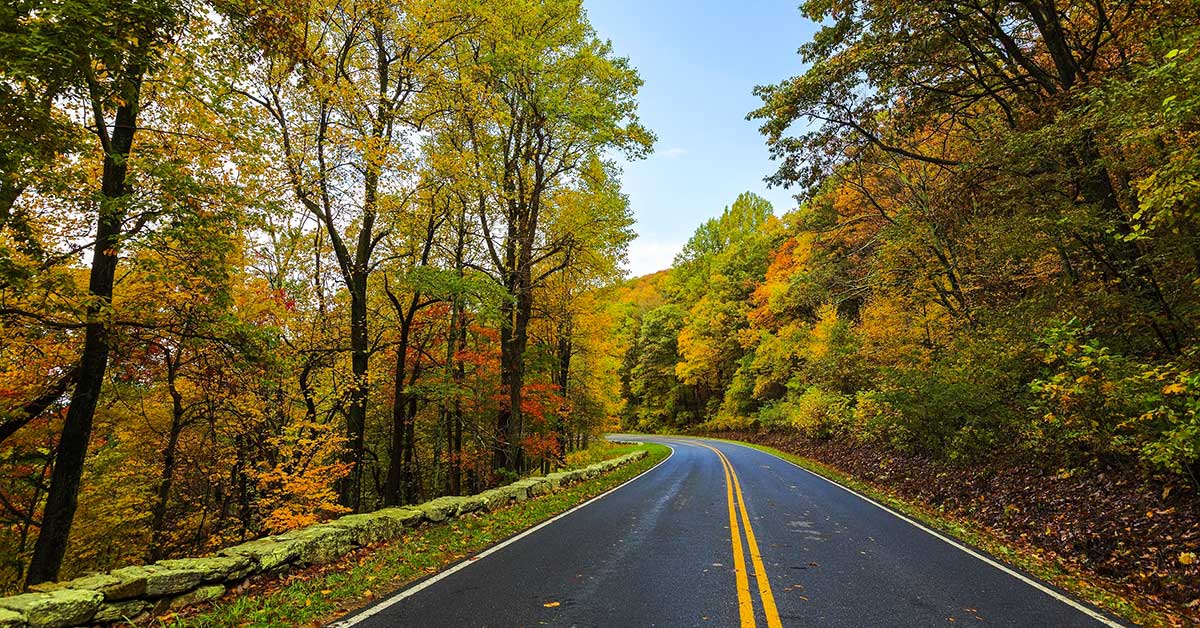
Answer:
[
  {"xmin": 563, "ymin": 439, "xmax": 651, "ymax": 467},
  {"xmin": 164, "ymin": 443, "xmax": 670, "ymax": 628},
  {"xmin": 699, "ymin": 434, "xmax": 1163, "ymax": 627}
]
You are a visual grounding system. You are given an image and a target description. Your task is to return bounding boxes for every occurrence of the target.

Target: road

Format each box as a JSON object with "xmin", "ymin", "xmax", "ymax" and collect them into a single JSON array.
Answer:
[{"xmin": 332, "ymin": 435, "xmax": 1124, "ymax": 627}]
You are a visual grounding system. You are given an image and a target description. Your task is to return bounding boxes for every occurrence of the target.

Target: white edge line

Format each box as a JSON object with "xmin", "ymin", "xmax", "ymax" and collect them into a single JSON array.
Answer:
[
  {"xmin": 328, "ymin": 444, "xmax": 676, "ymax": 627},
  {"xmin": 695, "ymin": 436, "xmax": 1125, "ymax": 628}
]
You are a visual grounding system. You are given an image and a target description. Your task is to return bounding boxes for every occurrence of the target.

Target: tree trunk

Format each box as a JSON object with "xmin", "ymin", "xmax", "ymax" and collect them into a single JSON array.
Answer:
[
  {"xmin": 555, "ymin": 326, "xmax": 572, "ymax": 460},
  {"xmin": 403, "ymin": 378, "xmax": 419, "ymax": 501},
  {"xmin": 384, "ymin": 303, "xmax": 414, "ymax": 506},
  {"xmin": 25, "ymin": 85, "xmax": 141, "ymax": 586},
  {"xmin": 149, "ymin": 350, "xmax": 185, "ymax": 562},
  {"xmin": 341, "ymin": 277, "xmax": 369, "ymax": 511}
]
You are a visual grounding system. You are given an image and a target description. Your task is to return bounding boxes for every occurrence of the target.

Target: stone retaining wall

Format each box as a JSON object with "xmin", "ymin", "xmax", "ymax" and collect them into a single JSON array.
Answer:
[{"xmin": 0, "ymin": 450, "xmax": 648, "ymax": 628}]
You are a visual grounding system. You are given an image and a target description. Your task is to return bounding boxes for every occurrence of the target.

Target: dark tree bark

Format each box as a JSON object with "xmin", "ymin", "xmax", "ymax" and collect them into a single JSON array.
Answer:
[
  {"xmin": 383, "ymin": 298, "xmax": 416, "ymax": 505},
  {"xmin": 26, "ymin": 66, "xmax": 143, "ymax": 585},
  {"xmin": 382, "ymin": 204, "xmax": 442, "ymax": 505},
  {"xmin": 148, "ymin": 348, "xmax": 186, "ymax": 562},
  {"xmin": 555, "ymin": 321, "xmax": 572, "ymax": 459},
  {"xmin": 0, "ymin": 367, "xmax": 78, "ymax": 447}
]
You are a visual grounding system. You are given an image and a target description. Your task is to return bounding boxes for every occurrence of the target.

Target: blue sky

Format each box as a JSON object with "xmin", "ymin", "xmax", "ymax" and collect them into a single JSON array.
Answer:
[{"xmin": 584, "ymin": 1, "xmax": 819, "ymax": 277}]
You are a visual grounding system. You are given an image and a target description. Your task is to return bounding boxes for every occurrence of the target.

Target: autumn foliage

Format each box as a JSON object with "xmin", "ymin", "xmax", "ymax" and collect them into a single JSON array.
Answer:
[
  {"xmin": 611, "ymin": 0, "xmax": 1200, "ymax": 617},
  {"xmin": 0, "ymin": 0, "xmax": 647, "ymax": 589}
]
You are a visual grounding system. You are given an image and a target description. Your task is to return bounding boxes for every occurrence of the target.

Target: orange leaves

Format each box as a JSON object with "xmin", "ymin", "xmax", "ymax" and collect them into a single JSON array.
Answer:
[
  {"xmin": 1162, "ymin": 382, "xmax": 1187, "ymax": 395},
  {"xmin": 519, "ymin": 382, "xmax": 567, "ymax": 424},
  {"xmin": 521, "ymin": 433, "xmax": 561, "ymax": 460},
  {"xmin": 251, "ymin": 420, "xmax": 352, "ymax": 534},
  {"xmin": 748, "ymin": 234, "xmax": 815, "ymax": 331}
]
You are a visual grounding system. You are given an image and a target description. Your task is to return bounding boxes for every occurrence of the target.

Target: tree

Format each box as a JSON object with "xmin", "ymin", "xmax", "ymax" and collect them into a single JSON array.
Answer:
[
  {"xmin": 239, "ymin": 0, "xmax": 467, "ymax": 510},
  {"xmin": 459, "ymin": 0, "xmax": 652, "ymax": 472},
  {"xmin": 750, "ymin": 0, "xmax": 1195, "ymax": 354},
  {"xmin": 16, "ymin": 0, "xmax": 191, "ymax": 585},
  {"xmin": 0, "ymin": 0, "xmax": 651, "ymax": 586}
]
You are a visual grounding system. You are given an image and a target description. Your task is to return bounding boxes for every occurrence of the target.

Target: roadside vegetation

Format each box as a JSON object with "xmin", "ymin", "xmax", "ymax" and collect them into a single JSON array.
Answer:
[
  {"xmin": 605, "ymin": 2, "xmax": 1200, "ymax": 623},
  {"xmin": 168, "ymin": 443, "xmax": 668, "ymax": 627},
  {"xmin": 0, "ymin": 0, "xmax": 649, "ymax": 590}
]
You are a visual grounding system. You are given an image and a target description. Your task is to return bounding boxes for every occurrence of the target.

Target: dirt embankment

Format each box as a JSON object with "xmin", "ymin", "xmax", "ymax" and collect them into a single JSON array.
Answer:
[{"xmin": 703, "ymin": 430, "xmax": 1200, "ymax": 624}]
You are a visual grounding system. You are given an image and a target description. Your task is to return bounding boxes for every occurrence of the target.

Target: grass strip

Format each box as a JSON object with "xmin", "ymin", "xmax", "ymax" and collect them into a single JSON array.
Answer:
[{"xmin": 165, "ymin": 443, "xmax": 670, "ymax": 628}]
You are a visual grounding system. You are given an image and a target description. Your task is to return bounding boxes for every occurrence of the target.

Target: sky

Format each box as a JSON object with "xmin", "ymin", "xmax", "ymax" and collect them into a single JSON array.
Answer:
[{"xmin": 584, "ymin": 0, "xmax": 819, "ymax": 277}]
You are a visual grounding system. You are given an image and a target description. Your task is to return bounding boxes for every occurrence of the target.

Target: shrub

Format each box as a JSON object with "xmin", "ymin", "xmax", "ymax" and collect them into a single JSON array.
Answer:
[
  {"xmin": 787, "ymin": 386, "xmax": 851, "ymax": 438},
  {"xmin": 1030, "ymin": 320, "xmax": 1200, "ymax": 478},
  {"xmin": 851, "ymin": 390, "xmax": 909, "ymax": 446}
]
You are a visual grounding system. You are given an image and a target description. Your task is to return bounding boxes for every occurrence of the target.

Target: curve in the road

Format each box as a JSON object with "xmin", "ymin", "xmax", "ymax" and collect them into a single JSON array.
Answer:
[
  {"xmin": 703, "ymin": 437, "xmax": 1122, "ymax": 628},
  {"xmin": 331, "ymin": 436, "xmax": 1126, "ymax": 628}
]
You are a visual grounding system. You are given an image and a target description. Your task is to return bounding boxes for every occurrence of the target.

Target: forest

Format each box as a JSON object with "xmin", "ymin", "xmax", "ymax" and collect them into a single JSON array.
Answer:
[
  {"xmin": 4, "ymin": 0, "xmax": 1200, "ymax": 618},
  {"xmin": 610, "ymin": 0, "xmax": 1200, "ymax": 614},
  {"xmin": 620, "ymin": 0, "xmax": 1200, "ymax": 470},
  {"xmin": 0, "ymin": 0, "xmax": 650, "ymax": 590}
]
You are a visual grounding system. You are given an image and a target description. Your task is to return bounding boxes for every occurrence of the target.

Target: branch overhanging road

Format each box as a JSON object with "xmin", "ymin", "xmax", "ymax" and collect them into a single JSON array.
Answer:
[{"xmin": 331, "ymin": 436, "xmax": 1126, "ymax": 627}]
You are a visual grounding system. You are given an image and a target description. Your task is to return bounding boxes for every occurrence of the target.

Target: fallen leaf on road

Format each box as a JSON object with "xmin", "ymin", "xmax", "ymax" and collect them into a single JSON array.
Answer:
[{"xmin": 543, "ymin": 601, "xmax": 560, "ymax": 608}]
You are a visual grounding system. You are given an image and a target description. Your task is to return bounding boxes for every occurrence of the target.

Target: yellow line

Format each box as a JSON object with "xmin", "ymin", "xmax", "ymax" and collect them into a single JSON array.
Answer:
[
  {"xmin": 718, "ymin": 441, "xmax": 757, "ymax": 627},
  {"xmin": 698, "ymin": 442, "xmax": 783, "ymax": 628},
  {"xmin": 725, "ymin": 450, "xmax": 783, "ymax": 628}
]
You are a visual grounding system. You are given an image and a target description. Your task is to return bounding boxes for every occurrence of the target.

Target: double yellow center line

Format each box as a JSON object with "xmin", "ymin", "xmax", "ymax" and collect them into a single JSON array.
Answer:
[{"xmin": 694, "ymin": 442, "xmax": 782, "ymax": 628}]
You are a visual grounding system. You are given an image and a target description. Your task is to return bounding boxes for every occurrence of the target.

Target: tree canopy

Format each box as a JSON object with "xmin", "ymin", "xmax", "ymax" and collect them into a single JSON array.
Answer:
[{"xmin": 0, "ymin": 0, "xmax": 650, "ymax": 587}]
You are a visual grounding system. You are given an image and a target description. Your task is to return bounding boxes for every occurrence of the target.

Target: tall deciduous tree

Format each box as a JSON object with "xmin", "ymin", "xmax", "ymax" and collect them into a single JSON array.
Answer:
[
  {"xmin": 19, "ymin": 0, "xmax": 188, "ymax": 585},
  {"xmin": 465, "ymin": 0, "xmax": 652, "ymax": 471},
  {"xmin": 240, "ymin": 0, "xmax": 467, "ymax": 510}
]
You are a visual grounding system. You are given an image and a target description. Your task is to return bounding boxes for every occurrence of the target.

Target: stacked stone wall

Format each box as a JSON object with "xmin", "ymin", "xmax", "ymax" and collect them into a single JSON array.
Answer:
[{"xmin": 0, "ymin": 451, "xmax": 648, "ymax": 627}]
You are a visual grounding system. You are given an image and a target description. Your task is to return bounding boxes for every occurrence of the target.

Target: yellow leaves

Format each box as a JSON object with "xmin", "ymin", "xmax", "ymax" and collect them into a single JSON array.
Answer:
[
  {"xmin": 252, "ymin": 419, "xmax": 353, "ymax": 533},
  {"xmin": 1162, "ymin": 382, "xmax": 1187, "ymax": 395},
  {"xmin": 1180, "ymin": 552, "xmax": 1197, "ymax": 566},
  {"xmin": 543, "ymin": 601, "xmax": 560, "ymax": 608},
  {"xmin": 803, "ymin": 304, "xmax": 839, "ymax": 361}
]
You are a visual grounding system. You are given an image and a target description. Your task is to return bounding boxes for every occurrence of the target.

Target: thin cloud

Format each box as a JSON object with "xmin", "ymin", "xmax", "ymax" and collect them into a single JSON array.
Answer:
[
  {"xmin": 659, "ymin": 147, "xmax": 688, "ymax": 159},
  {"xmin": 623, "ymin": 237, "xmax": 683, "ymax": 277}
]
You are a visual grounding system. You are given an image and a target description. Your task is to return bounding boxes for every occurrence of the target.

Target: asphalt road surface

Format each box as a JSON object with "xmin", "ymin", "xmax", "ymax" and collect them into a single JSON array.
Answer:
[{"xmin": 332, "ymin": 435, "xmax": 1125, "ymax": 627}]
